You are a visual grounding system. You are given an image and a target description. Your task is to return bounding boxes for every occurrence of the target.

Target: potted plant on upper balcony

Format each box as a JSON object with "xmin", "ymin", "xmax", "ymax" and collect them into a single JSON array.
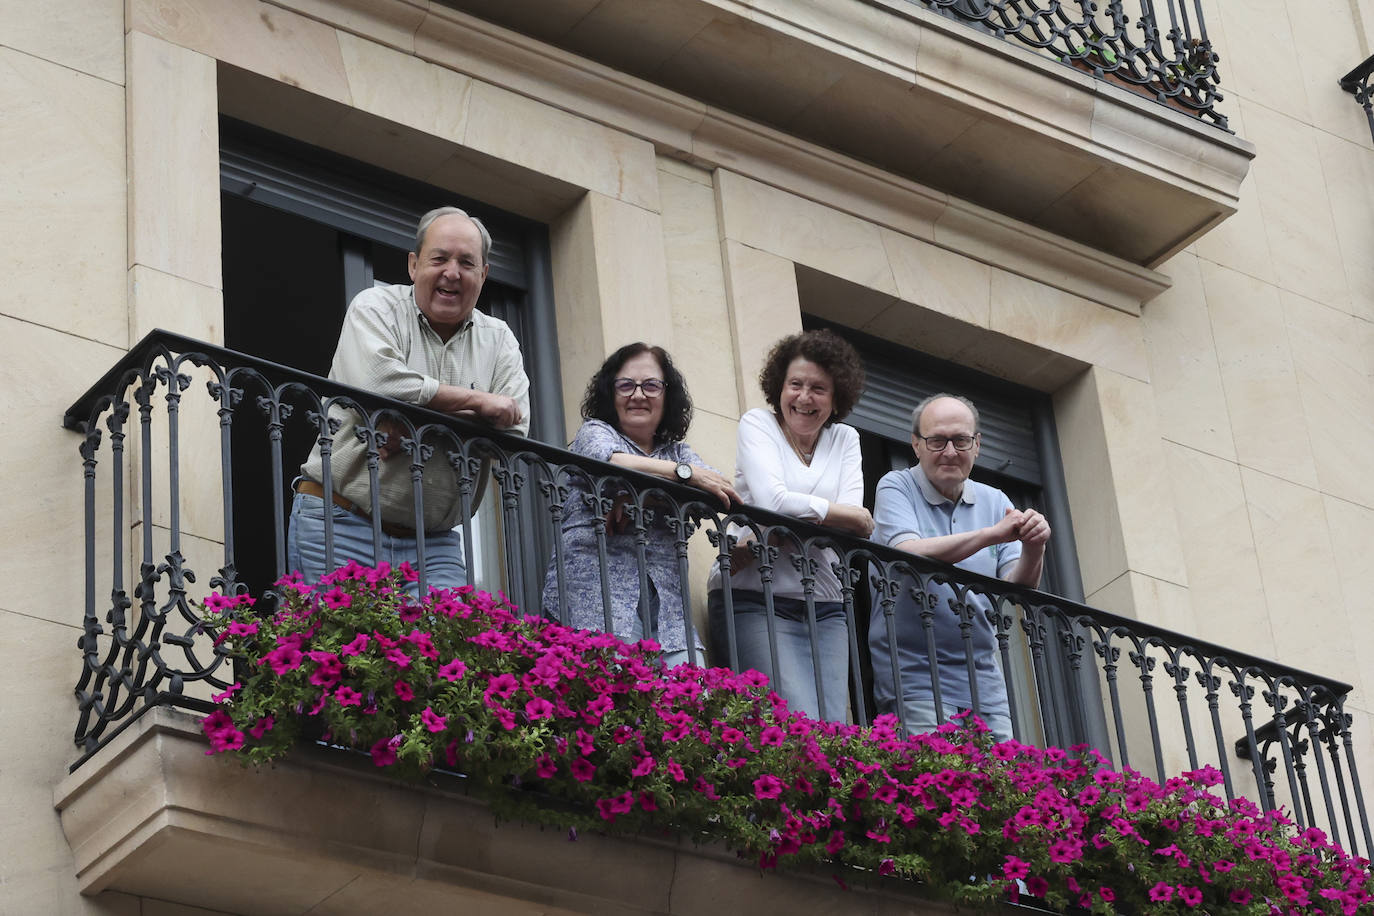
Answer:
[{"xmin": 1061, "ymin": 40, "xmax": 1199, "ymax": 115}]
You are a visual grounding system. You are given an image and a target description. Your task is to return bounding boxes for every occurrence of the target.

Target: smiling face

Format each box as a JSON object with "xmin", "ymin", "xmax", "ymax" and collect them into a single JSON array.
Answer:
[
  {"xmin": 912, "ymin": 396, "xmax": 980, "ymax": 501},
  {"xmin": 778, "ymin": 357, "xmax": 834, "ymax": 449},
  {"xmin": 613, "ymin": 351, "xmax": 667, "ymax": 451},
  {"xmin": 408, "ymin": 213, "xmax": 489, "ymax": 340}
]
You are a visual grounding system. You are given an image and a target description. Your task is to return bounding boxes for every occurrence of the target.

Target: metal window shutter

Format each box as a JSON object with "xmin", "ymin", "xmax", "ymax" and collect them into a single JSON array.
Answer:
[
  {"xmin": 218, "ymin": 121, "xmax": 529, "ymax": 290},
  {"xmin": 846, "ymin": 346, "xmax": 1044, "ymax": 488}
]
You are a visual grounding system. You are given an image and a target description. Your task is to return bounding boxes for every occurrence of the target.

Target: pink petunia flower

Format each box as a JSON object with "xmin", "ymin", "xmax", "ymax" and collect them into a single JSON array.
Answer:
[
  {"xmin": 1048, "ymin": 838, "xmax": 1084, "ymax": 864},
  {"xmin": 753, "ymin": 774, "xmax": 784, "ymax": 800},
  {"xmin": 308, "ymin": 653, "xmax": 343, "ymax": 688},
  {"xmin": 404, "ymin": 629, "xmax": 439, "ymax": 659},
  {"xmin": 215, "ymin": 620, "xmax": 259, "ymax": 646},
  {"xmin": 1148, "ymin": 882, "xmax": 1174, "ymax": 903},
  {"xmin": 393, "ymin": 681, "xmax": 415, "ymax": 701},
  {"xmin": 420, "ymin": 706, "xmax": 447, "ymax": 733},
  {"xmin": 261, "ymin": 644, "xmax": 304, "ymax": 674},
  {"xmin": 335, "ymin": 685, "xmax": 362, "ymax": 707},
  {"xmin": 340, "ymin": 632, "xmax": 370, "ymax": 657},
  {"xmin": 438, "ymin": 658, "xmax": 467, "ymax": 681},
  {"xmin": 203, "ymin": 592, "xmax": 235, "ymax": 613},
  {"xmin": 525, "ymin": 697, "xmax": 555, "ymax": 720},
  {"xmin": 210, "ymin": 682, "xmax": 242, "ymax": 704},
  {"xmin": 370, "ymin": 736, "xmax": 398, "ymax": 767},
  {"xmin": 208, "ymin": 726, "xmax": 245, "ymax": 754},
  {"xmin": 320, "ymin": 586, "xmax": 352, "ymax": 609},
  {"xmin": 570, "ymin": 758, "xmax": 596, "ymax": 782},
  {"xmin": 486, "ymin": 672, "xmax": 518, "ymax": 698}
]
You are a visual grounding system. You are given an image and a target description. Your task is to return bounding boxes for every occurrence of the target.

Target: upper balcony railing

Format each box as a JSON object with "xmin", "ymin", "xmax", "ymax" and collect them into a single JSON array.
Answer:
[
  {"xmin": 64, "ymin": 331, "xmax": 1365, "ymax": 857},
  {"xmin": 915, "ymin": 0, "xmax": 1227, "ymax": 128}
]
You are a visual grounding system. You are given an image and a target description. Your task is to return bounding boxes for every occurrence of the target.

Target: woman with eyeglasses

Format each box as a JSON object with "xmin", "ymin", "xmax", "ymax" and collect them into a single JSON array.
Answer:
[
  {"xmin": 707, "ymin": 329, "xmax": 873, "ymax": 722},
  {"xmin": 542, "ymin": 343, "xmax": 737, "ymax": 667}
]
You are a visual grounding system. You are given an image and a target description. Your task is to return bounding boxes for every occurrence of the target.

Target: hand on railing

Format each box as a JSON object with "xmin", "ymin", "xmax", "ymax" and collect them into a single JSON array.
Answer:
[
  {"xmin": 428, "ymin": 383, "xmax": 523, "ymax": 430},
  {"xmin": 682, "ymin": 465, "xmax": 738, "ymax": 508},
  {"xmin": 470, "ymin": 391, "xmax": 523, "ymax": 429},
  {"xmin": 824, "ymin": 502, "xmax": 874, "ymax": 538}
]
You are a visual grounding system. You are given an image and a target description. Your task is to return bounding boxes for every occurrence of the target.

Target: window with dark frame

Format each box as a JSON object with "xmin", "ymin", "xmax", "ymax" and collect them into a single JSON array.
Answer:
[
  {"xmin": 218, "ymin": 119, "xmax": 562, "ymax": 602},
  {"xmin": 804, "ymin": 316, "xmax": 1102, "ymax": 748}
]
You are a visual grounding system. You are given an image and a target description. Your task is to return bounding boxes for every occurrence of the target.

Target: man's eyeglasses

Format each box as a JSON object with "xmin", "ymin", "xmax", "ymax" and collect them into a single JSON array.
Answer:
[
  {"xmin": 613, "ymin": 377, "xmax": 666, "ymax": 397},
  {"xmin": 915, "ymin": 433, "xmax": 978, "ymax": 452}
]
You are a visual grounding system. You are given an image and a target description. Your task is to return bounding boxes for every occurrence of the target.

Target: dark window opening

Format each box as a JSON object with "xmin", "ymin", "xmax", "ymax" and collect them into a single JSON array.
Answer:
[
  {"xmin": 219, "ymin": 119, "xmax": 560, "ymax": 601},
  {"xmin": 805, "ymin": 316, "xmax": 1099, "ymax": 747}
]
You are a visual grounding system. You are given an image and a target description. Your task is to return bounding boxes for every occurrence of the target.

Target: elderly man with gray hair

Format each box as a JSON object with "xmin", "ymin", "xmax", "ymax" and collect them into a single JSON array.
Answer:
[
  {"xmin": 868, "ymin": 393, "xmax": 1050, "ymax": 741},
  {"xmin": 288, "ymin": 206, "xmax": 530, "ymax": 588}
]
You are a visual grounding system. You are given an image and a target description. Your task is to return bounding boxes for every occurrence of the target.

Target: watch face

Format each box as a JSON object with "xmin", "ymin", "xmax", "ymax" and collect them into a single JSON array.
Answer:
[{"xmin": 676, "ymin": 462, "xmax": 692, "ymax": 480}]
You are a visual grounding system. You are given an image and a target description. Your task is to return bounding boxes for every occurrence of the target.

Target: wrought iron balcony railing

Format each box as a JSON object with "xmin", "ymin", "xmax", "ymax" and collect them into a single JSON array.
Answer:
[
  {"xmin": 1340, "ymin": 54, "xmax": 1374, "ymax": 145},
  {"xmin": 915, "ymin": 0, "xmax": 1227, "ymax": 129},
  {"xmin": 64, "ymin": 331, "xmax": 1365, "ymax": 857}
]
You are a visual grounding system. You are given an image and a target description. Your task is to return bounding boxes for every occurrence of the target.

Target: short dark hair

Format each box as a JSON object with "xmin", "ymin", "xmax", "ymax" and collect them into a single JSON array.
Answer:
[
  {"xmin": 758, "ymin": 329, "xmax": 865, "ymax": 425},
  {"xmin": 581, "ymin": 343, "xmax": 694, "ymax": 445}
]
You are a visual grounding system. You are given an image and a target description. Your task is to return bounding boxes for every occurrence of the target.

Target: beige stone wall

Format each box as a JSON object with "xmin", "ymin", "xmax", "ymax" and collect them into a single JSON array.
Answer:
[
  {"xmin": 0, "ymin": 0, "xmax": 133, "ymax": 911},
  {"xmin": 4, "ymin": 0, "xmax": 1373, "ymax": 909},
  {"xmin": 1136, "ymin": 0, "xmax": 1374, "ymax": 777}
]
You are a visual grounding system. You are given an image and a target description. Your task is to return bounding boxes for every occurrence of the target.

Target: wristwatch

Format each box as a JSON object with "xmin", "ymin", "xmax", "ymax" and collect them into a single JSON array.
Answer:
[{"xmin": 674, "ymin": 462, "xmax": 694, "ymax": 482}]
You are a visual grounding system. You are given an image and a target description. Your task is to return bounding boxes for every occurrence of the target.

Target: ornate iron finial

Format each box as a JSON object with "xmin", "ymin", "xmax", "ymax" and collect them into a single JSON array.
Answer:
[{"xmin": 1340, "ymin": 54, "xmax": 1374, "ymax": 145}]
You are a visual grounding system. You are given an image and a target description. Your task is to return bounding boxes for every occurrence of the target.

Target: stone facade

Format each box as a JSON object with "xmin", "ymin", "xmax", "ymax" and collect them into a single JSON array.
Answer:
[{"xmin": 3, "ymin": 0, "xmax": 1372, "ymax": 911}]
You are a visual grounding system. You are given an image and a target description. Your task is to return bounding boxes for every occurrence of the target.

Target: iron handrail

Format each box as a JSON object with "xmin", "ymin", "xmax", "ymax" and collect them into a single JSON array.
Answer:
[
  {"xmin": 909, "ymin": 0, "xmax": 1229, "ymax": 129},
  {"xmin": 64, "ymin": 330, "xmax": 1368, "ymax": 857}
]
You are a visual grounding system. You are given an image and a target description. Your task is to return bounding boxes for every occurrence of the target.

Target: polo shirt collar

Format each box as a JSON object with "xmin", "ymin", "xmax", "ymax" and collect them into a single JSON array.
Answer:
[{"xmin": 910, "ymin": 463, "xmax": 976, "ymax": 506}]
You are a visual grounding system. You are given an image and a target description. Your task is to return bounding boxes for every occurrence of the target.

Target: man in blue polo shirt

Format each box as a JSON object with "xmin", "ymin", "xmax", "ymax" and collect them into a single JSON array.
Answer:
[{"xmin": 868, "ymin": 393, "xmax": 1051, "ymax": 741}]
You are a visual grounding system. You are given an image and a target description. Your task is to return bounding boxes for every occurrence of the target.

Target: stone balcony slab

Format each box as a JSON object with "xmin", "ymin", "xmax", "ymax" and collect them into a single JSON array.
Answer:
[
  {"xmin": 432, "ymin": 0, "xmax": 1254, "ymax": 268},
  {"xmin": 55, "ymin": 708, "xmax": 990, "ymax": 915}
]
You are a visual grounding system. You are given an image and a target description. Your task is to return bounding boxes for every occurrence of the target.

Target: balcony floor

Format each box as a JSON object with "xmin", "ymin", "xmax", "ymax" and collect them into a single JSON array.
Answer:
[{"xmin": 431, "ymin": 0, "xmax": 1254, "ymax": 268}]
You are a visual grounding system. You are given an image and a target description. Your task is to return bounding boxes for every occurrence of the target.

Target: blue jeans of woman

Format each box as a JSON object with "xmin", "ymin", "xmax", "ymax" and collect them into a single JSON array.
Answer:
[
  {"xmin": 708, "ymin": 589, "xmax": 849, "ymax": 722},
  {"xmin": 893, "ymin": 696, "xmax": 1014, "ymax": 743},
  {"xmin": 548, "ymin": 575, "xmax": 700, "ymax": 669},
  {"xmin": 286, "ymin": 491, "xmax": 466, "ymax": 594}
]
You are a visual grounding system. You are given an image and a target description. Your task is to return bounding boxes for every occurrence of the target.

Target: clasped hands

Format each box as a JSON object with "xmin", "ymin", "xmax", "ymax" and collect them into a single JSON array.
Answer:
[{"xmin": 994, "ymin": 505, "xmax": 1051, "ymax": 548}]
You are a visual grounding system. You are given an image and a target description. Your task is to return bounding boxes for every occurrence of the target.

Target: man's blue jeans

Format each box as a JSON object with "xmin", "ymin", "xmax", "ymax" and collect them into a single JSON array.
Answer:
[{"xmin": 286, "ymin": 491, "xmax": 466, "ymax": 593}]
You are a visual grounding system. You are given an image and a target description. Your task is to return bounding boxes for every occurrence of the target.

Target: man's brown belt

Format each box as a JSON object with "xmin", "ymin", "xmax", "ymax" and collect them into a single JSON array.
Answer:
[{"xmin": 295, "ymin": 479, "xmax": 430, "ymax": 540}]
